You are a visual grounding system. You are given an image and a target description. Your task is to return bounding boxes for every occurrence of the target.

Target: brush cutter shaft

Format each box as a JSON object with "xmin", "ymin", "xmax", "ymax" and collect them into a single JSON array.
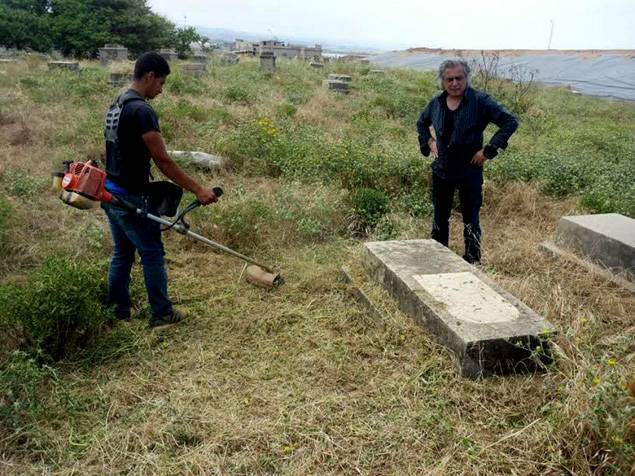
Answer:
[{"xmin": 134, "ymin": 208, "xmax": 275, "ymax": 273}]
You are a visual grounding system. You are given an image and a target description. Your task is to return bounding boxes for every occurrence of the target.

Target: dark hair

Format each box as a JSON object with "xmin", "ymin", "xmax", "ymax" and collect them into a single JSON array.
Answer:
[{"xmin": 134, "ymin": 52, "xmax": 170, "ymax": 80}]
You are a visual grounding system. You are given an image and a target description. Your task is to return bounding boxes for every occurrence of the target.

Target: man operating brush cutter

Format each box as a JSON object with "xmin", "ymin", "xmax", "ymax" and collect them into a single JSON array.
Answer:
[
  {"xmin": 53, "ymin": 52, "xmax": 282, "ymax": 328},
  {"xmin": 101, "ymin": 52, "xmax": 220, "ymax": 328}
]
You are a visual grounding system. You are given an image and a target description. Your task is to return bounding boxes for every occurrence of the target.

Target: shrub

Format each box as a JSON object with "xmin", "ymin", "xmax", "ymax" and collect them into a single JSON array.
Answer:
[
  {"xmin": 0, "ymin": 351, "xmax": 57, "ymax": 443},
  {"xmin": 206, "ymin": 198, "xmax": 273, "ymax": 249},
  {"xmin": 223, "ymin": 84, "xmax": 255, "ymax": 104},
  {"xmin": 0, "ymin": 256, "xmax": 113, "ymax": 361},
  {"xmin": 540, "ymin": 155, "xmax": 591, "ymax": 197},
  {"xmin": 349, "ymin": 187, "xmax": 390, "ymax": 231}
]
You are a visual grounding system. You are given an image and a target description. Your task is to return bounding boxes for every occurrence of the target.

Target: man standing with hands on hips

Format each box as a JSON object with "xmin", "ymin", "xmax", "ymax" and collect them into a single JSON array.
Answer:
[{"xmin": 416, "ymin": 59, "xmax": 518, "ymax": 263}]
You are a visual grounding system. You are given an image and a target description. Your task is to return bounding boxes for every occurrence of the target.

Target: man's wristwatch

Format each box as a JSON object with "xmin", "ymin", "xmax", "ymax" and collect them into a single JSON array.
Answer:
[{"xmin": 483, "ymin": 144, "xmax": 499, "ymax": 159}]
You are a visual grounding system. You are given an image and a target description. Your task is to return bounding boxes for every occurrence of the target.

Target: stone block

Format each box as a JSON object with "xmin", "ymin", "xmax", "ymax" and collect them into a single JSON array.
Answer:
[
  {"xmin": 323, "ymin": 79, "xmax": 350, "ymax": 93},
  {"xmin": 259, "ymin": 52, "xmax": 276, "ymax": 73},
  {"xmin": 99, "ymin": 44, "xmax": 128, "ymax": 65},
  {"xmin": 109, "ymin": 72, "xmax": 132, "ymax": 87},
  {"xmin": 552, "ymin": 214, "xmax": 634, "ymax": 280},
  {"xmin": 310, "ymin": 61, "xmax": 324, "ymax": 68},
  {"xmin": 362, "ymin": 240, "xmax": 555, "ymax": 378},
  {"xmin": 328, "ymin": 73, "xmax": 352, "ymax": 82},
  {"xmin": 369, "ymin": 69, "xmax": 385, "ymax": 75},
  {"xmin": 220, "ymin": 53, "xmax": 239, "ymax": 65},
  {"xmin": 48, "ymin": 61, "xmax": 80, "ymax": 72},
  {"xmin": 191, "ymin": 54, "xmax": 210, "ymax": 64},
  {"xmin": 181, "ymin": 62, "xmax": 207, "ymax": 76},
  {"xmin": 158, "ymin": 49, "xmax": 178, "ymax": 62},
  {"xmin": 168, "ymin": 150, "xmax": 228, "ymax": 172}
]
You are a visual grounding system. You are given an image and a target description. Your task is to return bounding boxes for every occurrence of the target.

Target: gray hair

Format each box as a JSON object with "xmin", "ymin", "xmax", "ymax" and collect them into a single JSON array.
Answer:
[{"xmin": 437, "ymin": 59, "xmax": 471, "ymax": 87}]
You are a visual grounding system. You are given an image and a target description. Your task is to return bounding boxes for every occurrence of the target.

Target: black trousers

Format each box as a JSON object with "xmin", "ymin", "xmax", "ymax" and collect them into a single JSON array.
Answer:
[{"xmin": 431, "ymin": 169, "xmax": 483, "ymax": 263}]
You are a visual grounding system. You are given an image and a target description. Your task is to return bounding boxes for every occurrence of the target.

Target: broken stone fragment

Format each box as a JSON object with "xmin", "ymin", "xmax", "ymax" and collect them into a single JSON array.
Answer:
[{"xmin": 169, "ymin": 151, "xmax": 228, "ymax": 172}]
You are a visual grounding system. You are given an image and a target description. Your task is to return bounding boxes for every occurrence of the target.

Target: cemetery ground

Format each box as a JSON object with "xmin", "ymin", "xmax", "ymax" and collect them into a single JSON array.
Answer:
[{"xmin": 0, "ymin": 56, "xmax": 633, "ymax": 474}]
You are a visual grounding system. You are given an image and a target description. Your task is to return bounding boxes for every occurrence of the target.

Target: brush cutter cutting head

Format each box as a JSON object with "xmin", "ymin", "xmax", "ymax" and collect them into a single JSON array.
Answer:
[{"xmin": 245, "ymin": 265, "xmax": 284, "ymax": 289}]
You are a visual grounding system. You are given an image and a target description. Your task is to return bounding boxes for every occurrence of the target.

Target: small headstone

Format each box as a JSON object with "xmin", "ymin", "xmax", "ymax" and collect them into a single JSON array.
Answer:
[
  {"xmin": 158, "ymin": 49, "xmax": 178, "ymax": 62},
  {"xmin": 310, "ymin": 61, "xmax": 324, "ymax": 68},
  {"xmin": 48, "ymin": 61, "xmax": 80, "ymax": 72},
  {"xmin": 369, "ymin": 69, "xmax": 385, "ymax": 75},
  {"xmin": 220, "ymin": 53, "xmax": 239, "ymax": 65},
  {"xmin": 169, "ymin": 151, "xmax": 228, "ymax": 172},
  {"xmin": 181, "ymin": 62, "xmax": 207, "ymax": 76},
  {"xmin": 259, "ymin": 51, "xmax": 276, "ymax": 73},
  {"xmin": 323, "ymin": 79, "xmax": 350, "ymax": 93},
  {"xmin": 109, "ymin": 72, "xmax": 132, "ymax": 87},
  {"xmin": 548, "ymin": 213, "xmax": 635, "ymax": 283},
  {"xmin": 191, "ymin": 54, "xmax": 210, "ymax": 64},
  {"xmin": 99, "ymin": 44, "xmax": 128, "ymax": 66},
  {"xmin": 362, "ymin": 240, "xmax": 555, "ymax": 378},
  {"xmin": 328, "ymin": 73, "xmax": 352, "ymax": 82}
]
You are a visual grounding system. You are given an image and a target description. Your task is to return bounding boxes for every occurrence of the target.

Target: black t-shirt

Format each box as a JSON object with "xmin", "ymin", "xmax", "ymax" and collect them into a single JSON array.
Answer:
[
  {"xmin": 441, "ymin": 100, "xmax": 456, "ymax": 143},
  {"xmin": 109, "ymin": 90, "xmax": 160, "ymax": 193}
]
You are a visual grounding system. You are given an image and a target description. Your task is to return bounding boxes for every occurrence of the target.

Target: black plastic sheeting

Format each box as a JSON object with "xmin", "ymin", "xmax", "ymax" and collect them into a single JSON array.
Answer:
[{"xmin": 370, "ymin": 52, "xmax": 635, "ymax": 101}]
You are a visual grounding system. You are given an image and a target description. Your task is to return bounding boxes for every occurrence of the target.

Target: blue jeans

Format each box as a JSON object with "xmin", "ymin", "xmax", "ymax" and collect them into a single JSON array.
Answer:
[
  {"xmin": 102, "ymin": 197, "xmax": 172, "ymax": 320},
  {"xmin": 431, "ymin": 168, "xmax": 483, "ymax": 263}
]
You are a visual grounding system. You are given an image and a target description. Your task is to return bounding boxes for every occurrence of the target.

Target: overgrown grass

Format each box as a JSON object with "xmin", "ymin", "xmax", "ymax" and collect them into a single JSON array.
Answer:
[{"xmin": 0, "ymin": 55, "xmax": 633, "ymax": 474}]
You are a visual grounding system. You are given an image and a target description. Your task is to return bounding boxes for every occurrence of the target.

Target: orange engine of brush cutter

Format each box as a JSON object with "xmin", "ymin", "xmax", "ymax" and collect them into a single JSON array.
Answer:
[{"xmin": 61, "ymin": 161, "xmax": 113, "ymax": 203}]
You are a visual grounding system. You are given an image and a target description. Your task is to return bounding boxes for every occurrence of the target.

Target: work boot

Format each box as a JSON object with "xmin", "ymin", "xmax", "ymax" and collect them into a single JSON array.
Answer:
[{"xmin": 149, "ymin": 309, "xmax": 183, "ymax": 328}]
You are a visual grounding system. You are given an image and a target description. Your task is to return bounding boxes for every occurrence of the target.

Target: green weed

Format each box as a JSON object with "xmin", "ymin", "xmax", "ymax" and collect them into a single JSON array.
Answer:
[{"xmin": 0, "ymin": 255, "xmax": 113, "ymax": 361}]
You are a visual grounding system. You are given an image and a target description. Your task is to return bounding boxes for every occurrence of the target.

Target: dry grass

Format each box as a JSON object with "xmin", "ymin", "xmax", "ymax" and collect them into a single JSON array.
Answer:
[{"xmin": 0, "ymin": 59, "xmax": 633, "ymax": 475}]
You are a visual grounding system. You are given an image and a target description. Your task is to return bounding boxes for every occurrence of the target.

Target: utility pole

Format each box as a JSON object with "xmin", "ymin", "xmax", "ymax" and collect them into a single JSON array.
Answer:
[{"xmin": 548, "ymin": 20, "xmax": 554, "ymax": 49}]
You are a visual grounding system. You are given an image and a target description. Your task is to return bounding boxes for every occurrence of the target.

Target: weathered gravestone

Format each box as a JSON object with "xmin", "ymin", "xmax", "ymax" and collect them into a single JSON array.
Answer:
[
  {"xmin": 99, "ymin": 44, "xmax": 128, "ymax": 65},
  {"xmin": 109, "ymin": 72, "xmax": 132, "ymax": 87},
  {"xmin": 181, "ymin": 62, "xmax": 207, "ymax": 76},
  {"xmin": 168, "ymin": 151, "xmax": 228, "ymax": 172},
  {"xmin": 259, "ymin": 51, "xmax": 276, "ymax": 73},
  {"xmin": 158, "ymin": 49, "xmax": 178, "ymax": 62},
  {"xmin": 328, "ymin": 73, "xmax": 352, "ymax": 82},
  {"xmin": 48, "ymin": 61, "xmax": 80, "ymax": 72},
  {"xmin": 542, "ymin": 213, "xmax": 635, "ymax": 291},
  {"xmin": 220, "ymin": 53, "xmax": 239, "ymax": 65},
  {"xmin": 362, "ymin": 240, "xmax": 555, "ymax": 378},
  {"xmin": 323, "ymin": 79, "xmax": 350, "ymax": 93},
  {"xmin": 191, "ymin": 54, "xmax": 210, "ymax": 64},
  {"xmin": 310, "ymin": 61, "xmax": 324, "ymax": 68}
]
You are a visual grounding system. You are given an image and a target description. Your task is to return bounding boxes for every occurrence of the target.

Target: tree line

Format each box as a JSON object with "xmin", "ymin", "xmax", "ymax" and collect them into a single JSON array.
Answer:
[{"xmin": 0, "ymin": 0, "xmax": 206, "ymax": 58}]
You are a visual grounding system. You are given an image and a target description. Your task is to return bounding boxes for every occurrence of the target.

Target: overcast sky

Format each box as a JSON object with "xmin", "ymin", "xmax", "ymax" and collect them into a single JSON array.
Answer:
[{"xmin": 147, "ymin": 0, "xmax": 634, "ymax": 50}]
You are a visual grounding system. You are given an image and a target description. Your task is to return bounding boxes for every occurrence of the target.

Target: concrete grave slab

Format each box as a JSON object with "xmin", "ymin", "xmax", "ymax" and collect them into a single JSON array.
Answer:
[
  {"xmin": 220, "ymin": 53, "xmax": 239, "ymax": 65},
  {"xmin": 48, "ymin": 61, "xmax": 80, "ymax": 72},
  {"xmin": 323, "ymin": 79, "xmax": 350, "ymax": 93},
  {"xmin": 158, "ymin": 49, "xmax": 178, "ymax": 62},
  {"xmin": 259, "ymin": 51, "xmax": 276, "ymax": 72},
  {"xmin": 554, "ymin": 214, "xmax": 634, "ymax": 277},
  {"xmin": 168, "ymin": 150, "xmax": 228, "ymax": 172},
  {"xmin": 99, "ymin": 44, "xmax": 128, "ymax": 65},
  {"xmin": 191, "ymin": 54, "xmax": 210, "ymax": 64},
  {"xmin": 328, "ymin": 73, "xmax": 352, "ymax": 82},
  {"xmin": 181, "ymin": 62, "xmax": 207, "ymax": 76},
  {"xmin": 362, "ymin": 239, "xmax": 555, "ymax": 378},
  {"xmin": 109, "ymin": 72, "xmax": 132, "ymax": 87}
]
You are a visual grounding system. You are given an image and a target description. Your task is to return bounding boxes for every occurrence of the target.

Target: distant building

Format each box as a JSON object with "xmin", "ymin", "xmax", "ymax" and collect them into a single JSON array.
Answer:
[{"xmin": 231, "ymin": 39, "xmax": 322, "ymax": 60}]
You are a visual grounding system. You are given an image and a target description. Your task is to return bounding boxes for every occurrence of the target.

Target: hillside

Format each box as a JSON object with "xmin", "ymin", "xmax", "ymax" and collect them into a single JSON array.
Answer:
[{"xmin": 0, "ymin": 56, "xmax": 633, "ymax": 474}]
